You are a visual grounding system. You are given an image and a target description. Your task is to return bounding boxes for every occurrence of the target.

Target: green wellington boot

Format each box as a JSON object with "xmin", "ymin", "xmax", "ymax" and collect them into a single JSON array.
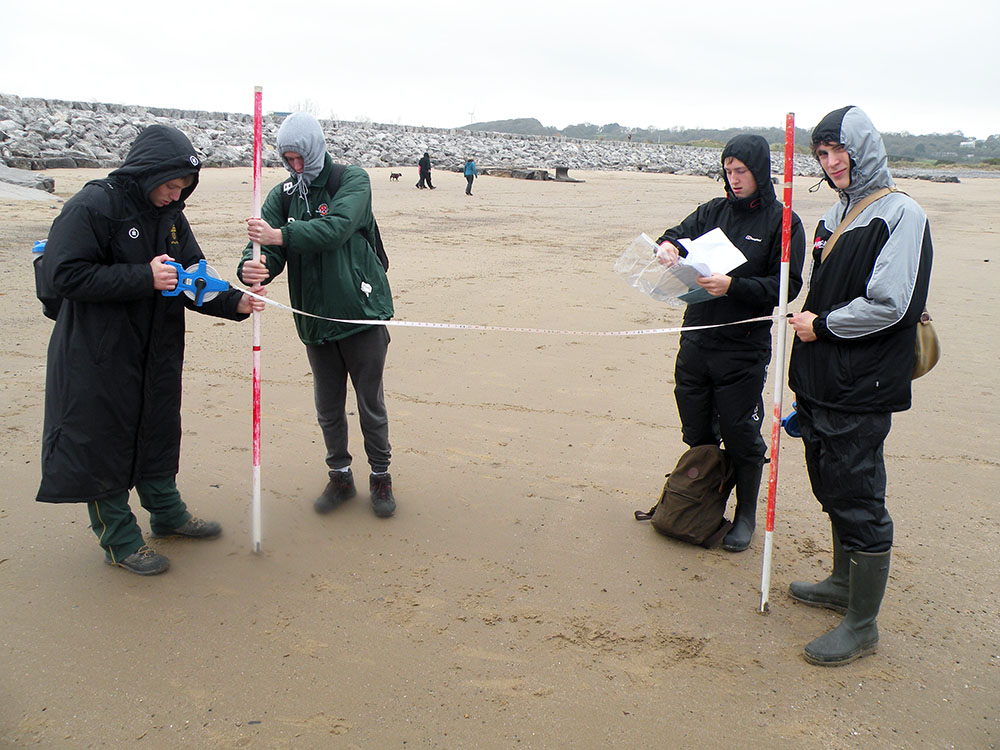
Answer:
[
  {"xmin": 789, "ymin": 525, "xmax": 850, "ymax": 614},
  {"xmin": 804, "ymin": 549, "xmax": 890, "ymax": 666}
]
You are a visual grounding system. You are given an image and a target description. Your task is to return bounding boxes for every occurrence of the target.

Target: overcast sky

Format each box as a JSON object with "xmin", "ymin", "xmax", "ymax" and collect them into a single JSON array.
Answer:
[{"xmin": 3, "ymin": 0, "xmax": 997, "ymax": 139}]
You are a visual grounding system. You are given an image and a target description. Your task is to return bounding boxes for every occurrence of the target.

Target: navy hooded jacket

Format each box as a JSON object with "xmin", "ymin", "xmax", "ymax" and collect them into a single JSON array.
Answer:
[
  {"xmin": 657, "ymin": 134, "xmax": 805, "ymax": 351},
  {"xmin": 37, "ymin": 125, "xmax": 248, "ymax": 503}
]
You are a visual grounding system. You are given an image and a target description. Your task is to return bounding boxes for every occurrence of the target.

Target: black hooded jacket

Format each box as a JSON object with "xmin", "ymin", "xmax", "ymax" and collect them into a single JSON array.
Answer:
[
  {"xmin": 37, "ymin": 125, "xmax": 248, "ymax": 503},
  {"xmin": 656, "ymin": 134, "xmax": 805, "ymax": 350}
]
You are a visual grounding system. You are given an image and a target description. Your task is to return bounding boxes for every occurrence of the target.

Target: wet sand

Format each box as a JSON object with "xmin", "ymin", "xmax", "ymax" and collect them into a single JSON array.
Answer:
[{"xmin": 1, "ymin": 166, "xmax": 997, "ymax": 748}]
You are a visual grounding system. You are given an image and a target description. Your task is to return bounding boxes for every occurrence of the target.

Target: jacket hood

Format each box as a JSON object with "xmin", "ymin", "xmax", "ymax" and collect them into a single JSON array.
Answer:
[
  {"xmin": 721, "ymin": 134, "xmax": 775, "ymax": 210},
  {"xmin": 109, "ymin": 125, "xmax": 201, "ymax": 207},
  {"xmin": 276, "ymin": 112, "xmax": 327, "ymax": 206},
  {"xmin": 811, "ymin": 105, "xmax": 894, "ymax": 198}
]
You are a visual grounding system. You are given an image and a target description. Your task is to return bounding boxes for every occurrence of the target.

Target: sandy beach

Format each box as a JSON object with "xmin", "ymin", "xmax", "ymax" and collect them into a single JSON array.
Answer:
[{"xmin": 1, "ymin": 166, "xmax": 997, "ymax": 749}]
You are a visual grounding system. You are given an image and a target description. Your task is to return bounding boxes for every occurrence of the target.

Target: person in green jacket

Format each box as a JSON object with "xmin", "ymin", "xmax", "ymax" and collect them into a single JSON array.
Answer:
[{"xmin": 238, "ymin": 112, "xmax": 397, "ymax": 518}]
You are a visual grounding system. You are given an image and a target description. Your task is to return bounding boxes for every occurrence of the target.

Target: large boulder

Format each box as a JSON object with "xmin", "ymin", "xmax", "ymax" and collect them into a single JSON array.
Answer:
[{"xmin": 0, "ymin": 163, "xmax": 55, "ymax": 192}]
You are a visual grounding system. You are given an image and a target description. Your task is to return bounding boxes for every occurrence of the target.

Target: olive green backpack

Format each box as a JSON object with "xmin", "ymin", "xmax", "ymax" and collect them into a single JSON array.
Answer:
[{"xmin": 635, "ymin": 445, "xmax": 736, "ymax": 548}]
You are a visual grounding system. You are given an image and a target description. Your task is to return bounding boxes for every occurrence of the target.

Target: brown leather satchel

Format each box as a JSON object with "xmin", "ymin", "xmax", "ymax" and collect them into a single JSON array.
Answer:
[{"xmin": 912, "ymin": 309, "xmax": 940, "ymax": 379}]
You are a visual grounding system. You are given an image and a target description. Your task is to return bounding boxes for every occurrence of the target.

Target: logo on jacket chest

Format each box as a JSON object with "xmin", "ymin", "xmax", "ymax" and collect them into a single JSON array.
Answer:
[
  {"xmin": 744, "ymin": 234, "xmax": 762, "ymax": 242},
  {"xmin": 814, "ymin": 237, "xmax": 827, "ymax": 251},
  {"xmin": 128, "ymin": 227, "xmax": 140, "ymax": 239},
  {"xmin": 317, "ymin": 203, "xmax": 329, "ymax": 216}
]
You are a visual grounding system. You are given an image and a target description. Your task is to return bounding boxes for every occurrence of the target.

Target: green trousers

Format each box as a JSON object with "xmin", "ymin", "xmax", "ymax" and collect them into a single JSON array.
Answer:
[{"xmin": 87, "ymin": 476, "xmax": 191, "ymax": 562}]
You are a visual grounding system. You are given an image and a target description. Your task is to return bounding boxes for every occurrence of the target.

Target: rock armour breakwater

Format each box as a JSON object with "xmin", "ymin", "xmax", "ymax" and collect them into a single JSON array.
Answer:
[{"xmin": 1, "ymin": 93, "xmax": 826, "ymax": 179}]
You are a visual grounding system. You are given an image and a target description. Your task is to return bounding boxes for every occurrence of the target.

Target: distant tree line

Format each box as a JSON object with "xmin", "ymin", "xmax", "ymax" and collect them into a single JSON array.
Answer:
[{"xmin": 462, "ymin": 118, "xmax": 1000, "ymax": 166}]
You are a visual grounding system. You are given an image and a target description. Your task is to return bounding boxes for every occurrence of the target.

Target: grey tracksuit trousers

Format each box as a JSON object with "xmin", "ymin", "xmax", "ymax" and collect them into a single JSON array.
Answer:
[{"xmin": 306, "ymin": 326, "xmax": 391, "ymax": 474}]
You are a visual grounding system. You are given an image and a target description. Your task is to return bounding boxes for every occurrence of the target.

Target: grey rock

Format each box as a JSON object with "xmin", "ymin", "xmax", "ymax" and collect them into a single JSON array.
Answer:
[
  {"xmin": 0, "ymin": 92, "xmax": 963, "ymax": 184},
  {"xmin": 43, "ymin": 157, "xmax": 78, "ymax": 169},
  {"xmin": 0, "ymin": 163, "xmax": 55, "ymax": 192}
]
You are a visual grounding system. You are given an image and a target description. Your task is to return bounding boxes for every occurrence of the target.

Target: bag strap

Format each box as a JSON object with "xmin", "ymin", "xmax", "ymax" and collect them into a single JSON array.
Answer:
[
  {"xmin": 821, "ymin": 186, "xmax": 897, "ymax": 263},
  {"xmin": 278, "ymin": 164, "xmax": 387, "ymax": 271},
  {"xmin": 701, "ymin": 519, "xmax": 734, "ymax": 549},
  {"xmin": 635, "ymin": 473, "xmax": 669, "ymax": 521}
]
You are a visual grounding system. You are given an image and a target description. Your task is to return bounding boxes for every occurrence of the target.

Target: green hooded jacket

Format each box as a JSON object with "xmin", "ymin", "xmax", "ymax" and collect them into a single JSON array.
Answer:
[{"xmin": 238, "ymin": 156, "xmax": 393, "ymax": 344}]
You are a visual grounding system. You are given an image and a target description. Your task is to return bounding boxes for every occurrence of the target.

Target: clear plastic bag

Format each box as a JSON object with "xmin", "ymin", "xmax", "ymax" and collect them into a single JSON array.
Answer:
[{"xmin": 614, "ymin": 233, "xmax": 690, "ymax": 306}]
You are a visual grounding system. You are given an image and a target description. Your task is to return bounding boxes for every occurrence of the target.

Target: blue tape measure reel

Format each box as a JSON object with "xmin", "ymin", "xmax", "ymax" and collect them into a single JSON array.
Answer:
[
  {"xmin": 781, "ymin": 402, "xmax": 801, "ymax": 438},
  {"xmin": 162, "ymin": 260, "xmax": 230, "ymax": 306}
]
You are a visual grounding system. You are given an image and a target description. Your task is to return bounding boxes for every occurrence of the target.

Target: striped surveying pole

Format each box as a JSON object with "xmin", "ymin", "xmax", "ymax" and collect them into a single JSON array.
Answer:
[
  {"xmin": 760, "ymin": 112, "xmax": 795, "ymax": 612},
  {"xmin": 251, "ymin": 86, "xmax": 263, "ymax": 553}
]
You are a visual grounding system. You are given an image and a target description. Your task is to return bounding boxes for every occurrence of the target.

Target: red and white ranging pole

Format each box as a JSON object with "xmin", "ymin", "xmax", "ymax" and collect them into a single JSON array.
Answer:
[
  {"xmin": 760, "ymin": 112, "xmax": 795, "ymax": 613},
  {"xmin": 251, "ymin": 85, "xmax": 263, "ymax": 553}
]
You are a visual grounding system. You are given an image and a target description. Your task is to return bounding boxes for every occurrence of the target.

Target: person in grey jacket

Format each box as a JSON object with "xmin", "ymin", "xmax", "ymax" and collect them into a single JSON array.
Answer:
[{"xmin": 788, "ymin": 106, "xmax": 933, "ymax": 666}]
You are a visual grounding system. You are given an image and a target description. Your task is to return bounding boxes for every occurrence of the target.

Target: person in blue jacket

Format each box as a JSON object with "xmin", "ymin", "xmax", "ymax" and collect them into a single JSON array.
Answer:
[{"xmin": 463, "ymin": 158, "xmax": 478, "ymax": 195}]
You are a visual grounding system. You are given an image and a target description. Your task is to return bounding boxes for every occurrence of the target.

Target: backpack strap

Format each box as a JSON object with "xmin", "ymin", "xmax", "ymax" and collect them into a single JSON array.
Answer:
[
  {"xmin": 83, "ymin": 179, "xmax": 128, "ymax": 248},
  {"xmin": 634, "ymin": 506, "xmax": 656, "ymax": 521},
  {"xmin": 279, "ymin": 164, "xmax": 388, "ymax": 272},
  {"xmin": 821, "ymin": 186, "xmax": 897, "ymax": 263},
  {"xmin": 700, "ymin": 519, "xmax": 734, "ymax": 549}
]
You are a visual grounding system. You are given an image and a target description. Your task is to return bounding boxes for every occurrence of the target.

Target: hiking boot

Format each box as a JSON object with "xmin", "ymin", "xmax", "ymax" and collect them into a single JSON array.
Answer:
[
  {"xmin": 152, "ymin": 516, "xmax": 222, "ymax": 539},
  {"xmin": 370, "ymin": 472, "xmax": 396, "ymax": 518},
  {"xmin": 105, "ymin": 544, "xmax": 170, "ymax": 576},
  {"xmin": 314, "ymin": 470, "xmax": 357, "ymax": 514}
]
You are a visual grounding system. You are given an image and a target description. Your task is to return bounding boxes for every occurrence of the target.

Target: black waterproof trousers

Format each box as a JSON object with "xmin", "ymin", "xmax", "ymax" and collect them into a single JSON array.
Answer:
[
  {"xmin": 796, "ymin": 398, "xmax": 894, "ymax": 553},
  {"xmin": 673, "ymin": 340, "xmax": 768, "ymax": 471}
]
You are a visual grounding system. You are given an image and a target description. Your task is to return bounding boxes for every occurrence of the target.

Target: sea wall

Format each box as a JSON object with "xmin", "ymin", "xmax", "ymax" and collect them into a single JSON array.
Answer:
[{"xmin": 0, "ymin": 93, "xmax": 823, "ymax": 178}]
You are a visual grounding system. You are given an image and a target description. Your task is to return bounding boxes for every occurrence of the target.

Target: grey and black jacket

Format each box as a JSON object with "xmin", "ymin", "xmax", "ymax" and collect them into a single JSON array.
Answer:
[{"xmin": 789, "ymin": 106, "xmax": 933, "ymax": 413}]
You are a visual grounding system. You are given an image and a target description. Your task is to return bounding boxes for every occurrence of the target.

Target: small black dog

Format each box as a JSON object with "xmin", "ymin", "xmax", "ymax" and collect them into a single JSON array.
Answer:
[{"xmin": 389, "ymin": 172, "xmax": 401, "ymax": 181}]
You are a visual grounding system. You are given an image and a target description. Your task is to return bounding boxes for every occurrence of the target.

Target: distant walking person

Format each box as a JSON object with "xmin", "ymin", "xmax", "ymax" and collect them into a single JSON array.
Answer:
[
  {"xmin": 416, "ymin": 152, "xmax": 434, "ymax": 189},
  {"xmin": 463, "ymin": 158, "xmax": 478, "ymax": 196}
]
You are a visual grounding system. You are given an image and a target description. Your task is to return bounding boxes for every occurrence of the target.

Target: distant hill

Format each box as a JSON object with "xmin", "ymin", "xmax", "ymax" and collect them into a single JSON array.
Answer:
[{"xmin": 460, "ymin": 118, "xmax": 1000, "ymax": 166}]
